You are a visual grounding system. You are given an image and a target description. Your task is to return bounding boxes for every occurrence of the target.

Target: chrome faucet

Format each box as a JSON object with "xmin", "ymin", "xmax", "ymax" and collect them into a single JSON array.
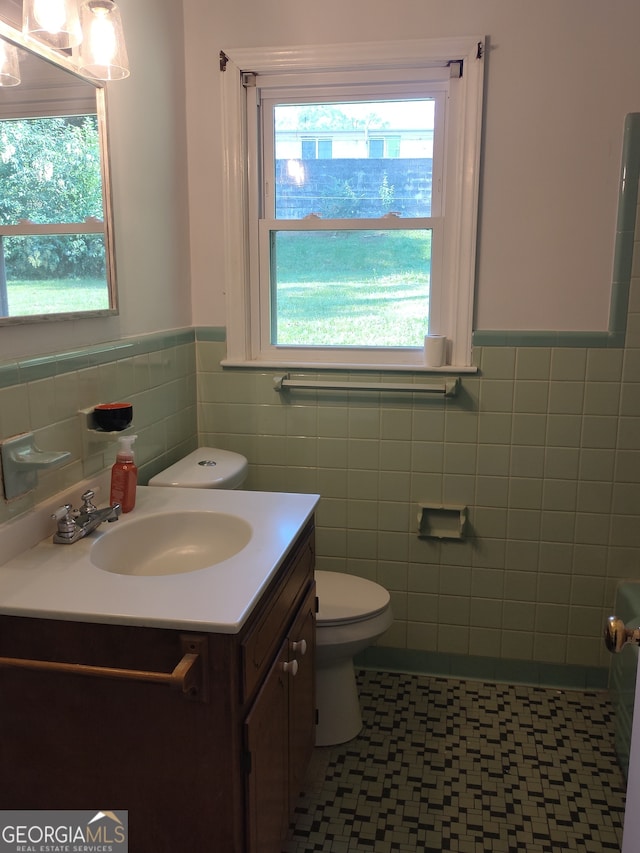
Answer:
[{"xmin": 51, "ymin": 489, "xmax": 121, "ymax": 544}]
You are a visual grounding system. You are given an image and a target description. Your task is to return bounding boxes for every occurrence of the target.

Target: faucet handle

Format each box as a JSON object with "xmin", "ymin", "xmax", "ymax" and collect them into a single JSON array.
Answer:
[
  {"xmin": 51, "ymin": 503, "xmax": 72, "ymax": 522},
  {"xmin": 80, "ymin": 489, "xmax": 98, "ymax": 513},
  {"xmin": 51, "ymin": 504, "xmax": 75, "ymax": 536}
]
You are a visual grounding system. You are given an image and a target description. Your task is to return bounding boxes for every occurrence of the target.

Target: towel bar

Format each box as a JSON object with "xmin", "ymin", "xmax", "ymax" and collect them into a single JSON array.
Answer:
[
  {"xmin": 0, "ymin": 635, "xmax": 208, "ymax": 701},
  {"xmin": 273, "ymin": 374, "xmax": 460, "ymax": 396}
]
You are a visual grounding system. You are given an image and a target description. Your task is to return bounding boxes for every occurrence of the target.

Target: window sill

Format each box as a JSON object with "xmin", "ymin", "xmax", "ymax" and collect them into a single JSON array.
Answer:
[{"xmin": 220, "ymin": 358, "xmax": 478, "ymax": 374}]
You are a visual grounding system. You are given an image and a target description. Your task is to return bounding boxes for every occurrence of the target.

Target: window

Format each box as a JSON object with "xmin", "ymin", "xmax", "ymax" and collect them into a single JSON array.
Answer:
[
  {"xmin": 386, "ymin": 137, "xmax": 401, "ymax": 159},
  {"xmin": 220, "ymin": 38, "xmax": 485, "ymax": 370},
  {"xmin": 366, "ymin": 136, "xmax": 402, "ymax": 158},
  {"xmin": 317, "ymin": 139, "xmax": 332, "ymax": 160},
  {"xmin": 300, "ymin": 137, "xmax": 333, "ymax": 159},
  {"xmin": 301, "ymin": 138, "xmax": 317, "ymax": 159},
  {"xmin": 368, "ymin": 137, "xmax": 385, "ymax": 158},
  {"xmin": 0, "ymin": 114, "xmax": 108, "ymax": 318},
  {"xmin": 266, "ymin": 96, "xmax": 438, "ymax": 350}
]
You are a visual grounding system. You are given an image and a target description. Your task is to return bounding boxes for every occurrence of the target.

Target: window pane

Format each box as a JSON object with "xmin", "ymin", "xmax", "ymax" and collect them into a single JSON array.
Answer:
[
  {"xmin": 0, "ymin": 116, "xmax": 103, "ymax": 225},
  {"xmin": 270, "ymin": 229, "xmax": 431, "ymax": 347},
  {"xmin": 301, "ymin": 138, "xmax": 316, "ymax": 159},
  {"xmin": 1, "ymin": 234, "xmax": 108, "ymax": 316},
  {"xmin": 317, "ymin": 139, "xmax": 333, "ymax": 159},
  {"xmin": 273, "ymin": 100, "xmax": 434, "ymax": 219},
  {"xmin": 368, "ymin": 138, "xmax": 384, "ymax": 158},
  {"xmin": 387, "ymin": 136, "xmax": 401, "ymax": 158}
]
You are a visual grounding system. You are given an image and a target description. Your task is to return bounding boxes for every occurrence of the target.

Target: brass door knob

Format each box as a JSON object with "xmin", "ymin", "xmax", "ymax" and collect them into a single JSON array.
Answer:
[{"xmin": 604, "ymin": 615, "xmax": 640, "ymax": 653}]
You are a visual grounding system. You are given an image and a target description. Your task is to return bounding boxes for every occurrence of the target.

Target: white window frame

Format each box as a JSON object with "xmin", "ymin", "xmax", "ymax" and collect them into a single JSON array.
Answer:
[{"xmin": 220, "ymin": 37, "xmax": 485, "ymax": 371}]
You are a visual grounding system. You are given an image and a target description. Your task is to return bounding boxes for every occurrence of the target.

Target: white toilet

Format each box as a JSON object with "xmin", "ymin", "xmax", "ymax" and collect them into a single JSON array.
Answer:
[
  {"xmin": 315, "ymin": 570, "xmax": 393, "ymax": 746},
  {"xmin": 148, "ymin": 447, "xmax": 248, "ymax": 490}
]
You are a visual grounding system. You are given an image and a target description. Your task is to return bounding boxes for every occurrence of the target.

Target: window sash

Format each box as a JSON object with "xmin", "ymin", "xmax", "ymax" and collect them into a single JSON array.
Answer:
[
  {"xmin": 260, "ymin": 217, "xmax": 438, "ymax": 233},
  {"xmin": 261, "ymin": 84, "xmax": 447, "ymax": 222},
  {"xmin": 0, "ymin": 219, "xmax": 104, "ymax": 236},
  {"xmin": 257, "ymin": 217, "xmax": 443, "ymax": 365}
]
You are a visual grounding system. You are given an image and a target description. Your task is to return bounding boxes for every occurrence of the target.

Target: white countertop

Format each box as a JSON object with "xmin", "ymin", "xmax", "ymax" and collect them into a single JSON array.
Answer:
[{"xmin": 0, "ymin": 486, "xmax": 319, "ymax": 634}]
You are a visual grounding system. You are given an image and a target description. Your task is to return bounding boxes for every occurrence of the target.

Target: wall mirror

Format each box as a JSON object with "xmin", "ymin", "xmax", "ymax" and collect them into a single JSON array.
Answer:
[{"xmin": 0, "ymin": 14, "xmax": 116, "ymax": 325}]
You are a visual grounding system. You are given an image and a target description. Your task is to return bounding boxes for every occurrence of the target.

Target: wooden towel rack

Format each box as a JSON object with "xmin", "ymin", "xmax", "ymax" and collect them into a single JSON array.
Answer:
[{"xmin": 0, "ymin": 634, "xmax": 208, "ymax": 702}]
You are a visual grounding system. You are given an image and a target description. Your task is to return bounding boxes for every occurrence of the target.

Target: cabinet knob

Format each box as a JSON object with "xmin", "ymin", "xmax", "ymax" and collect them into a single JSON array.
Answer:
[
  {"xmin": 281, "ymin": 659, "xmax": 298, "ymax": 676},
  {"xmin": 291, "ymin": 639, "xmax": 307, "ymax": 656}
]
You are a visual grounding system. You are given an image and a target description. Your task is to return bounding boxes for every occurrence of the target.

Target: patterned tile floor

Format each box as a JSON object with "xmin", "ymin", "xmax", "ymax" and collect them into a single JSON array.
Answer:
[{"xmin": 283, "ymin": 671, "xmax": 627, "ymax": 853}]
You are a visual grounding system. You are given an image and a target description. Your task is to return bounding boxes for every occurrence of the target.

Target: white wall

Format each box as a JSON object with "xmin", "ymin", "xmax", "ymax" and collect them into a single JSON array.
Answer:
[
  {"xmin": 3, "ymin": 0, "xmax": 637, "ymax": 362},
  {"xmin": 184, "ymin": 0, "xmax": 640, "ymax": 333},
  {"xmin": 0, "ymin": 0, "xmax": 192, "ymax": 362}
]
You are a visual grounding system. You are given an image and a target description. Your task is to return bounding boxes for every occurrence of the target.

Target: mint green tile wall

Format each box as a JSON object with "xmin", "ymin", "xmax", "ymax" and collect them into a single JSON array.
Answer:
[
  {"xmin": 0, "ymin": 332, "xmax": 198, "ymax": 525},
  {"xmin": 196, "ymin": 190, "xmax": 640, "ymax": 679},
  {"xmin": 196, "ymin": 343, "xmax": 640, "ymax": 677}
]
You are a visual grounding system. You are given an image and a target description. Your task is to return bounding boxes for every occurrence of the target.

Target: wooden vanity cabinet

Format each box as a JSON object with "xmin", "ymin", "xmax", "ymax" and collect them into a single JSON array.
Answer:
[
  {"xmin": 0, "ymin": 517, "xmax": 316, "ymax": 853},
  {"xmin": 244, "ymin": 583, "xmax": 316, "ymax": 853}
]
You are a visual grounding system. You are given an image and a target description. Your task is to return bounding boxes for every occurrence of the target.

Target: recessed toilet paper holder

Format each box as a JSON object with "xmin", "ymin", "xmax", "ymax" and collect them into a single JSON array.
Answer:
[{"xmin": 418, "ymin": 503, "xmax": 468, "ymax": 539}]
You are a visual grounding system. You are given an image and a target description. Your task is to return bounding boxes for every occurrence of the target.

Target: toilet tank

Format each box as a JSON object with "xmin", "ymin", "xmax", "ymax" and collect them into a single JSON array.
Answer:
[{"xmin": 148, "ymin": 448, "xmax": 248, "ymax": 490}]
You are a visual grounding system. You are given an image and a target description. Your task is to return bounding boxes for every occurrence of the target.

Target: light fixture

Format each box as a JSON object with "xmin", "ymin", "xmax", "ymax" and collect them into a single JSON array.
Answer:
[
  {"xmin": 0, "ymin": 40, "xmax": 21, "ymax": 86},
  {"xmin": 22, "ymin": 0, "xmax": 129, "ymax": 82},
  {"xmin": 22, "ymin": 0, "xmax": 82, "ymax": 50},
  {"xmin": 77, "ymin": 0, "xmax": 129, "ymax": 81}
]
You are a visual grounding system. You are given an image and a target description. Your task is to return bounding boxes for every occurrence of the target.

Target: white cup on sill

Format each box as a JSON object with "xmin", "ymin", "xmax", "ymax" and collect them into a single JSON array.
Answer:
[{"xmin": 424, "ymin": 335, "xmax": 446, "ymax": 368}]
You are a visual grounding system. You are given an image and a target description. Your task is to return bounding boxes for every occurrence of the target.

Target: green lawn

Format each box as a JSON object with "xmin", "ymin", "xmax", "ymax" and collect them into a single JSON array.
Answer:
[
  {"xmin": 6, "ymin": 277, "xmax": 110, "ymax": 316},
  {"xmin": 273, "ymin": 230, "xmax": 431, "ymax": 347}
]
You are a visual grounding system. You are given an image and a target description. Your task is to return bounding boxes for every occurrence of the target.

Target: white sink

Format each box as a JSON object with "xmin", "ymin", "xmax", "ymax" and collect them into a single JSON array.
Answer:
[
  {"xmin": 0, "ymin": 484, "xmax": 319, "ymax": 633},
  {"xmin": 90, "ymin": 511, "xmax": 253, "ymax": 576}
]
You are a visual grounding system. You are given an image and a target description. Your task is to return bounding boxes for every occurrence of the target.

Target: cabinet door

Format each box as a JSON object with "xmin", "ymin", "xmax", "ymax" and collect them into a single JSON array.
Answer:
[
  {"xmin": 288, "ymin": 583, "xmax": 316, "ymax": 809},
  {"xmin": 245, "ymin": 639, "xmax": 290, "ymax": 853}
]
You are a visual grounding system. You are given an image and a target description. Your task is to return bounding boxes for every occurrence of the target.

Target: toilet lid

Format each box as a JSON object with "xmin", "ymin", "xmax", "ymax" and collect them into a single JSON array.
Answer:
[
  {"xmin": 315, "ymin": 570, "xmax": 390, "ymax": 625},
  {"xmin": 148, "ymin": 448, "xmax": 248, "ymax": 489}
]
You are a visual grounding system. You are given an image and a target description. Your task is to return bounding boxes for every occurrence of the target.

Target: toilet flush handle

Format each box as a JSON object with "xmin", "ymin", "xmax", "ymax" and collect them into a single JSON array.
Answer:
[
  {"xmin": 291, "ymin": 639, "xmax": 307, "ymax": 656},
  {"xmin": 604, "ymin": 616, "xmax": 640, "ymax": 653}
]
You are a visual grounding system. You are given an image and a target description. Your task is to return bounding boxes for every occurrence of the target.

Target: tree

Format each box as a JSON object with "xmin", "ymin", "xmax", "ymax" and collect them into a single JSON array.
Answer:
[{"xmin": 0, "ymin": 115, "xmax": 104, "ymax": 278}]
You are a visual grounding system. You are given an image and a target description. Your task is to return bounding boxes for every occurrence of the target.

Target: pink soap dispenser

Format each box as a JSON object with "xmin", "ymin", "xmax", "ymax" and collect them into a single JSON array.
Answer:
[{"xmin": 110, "ymin": 435, "xmax": 138, "ymax": 513}]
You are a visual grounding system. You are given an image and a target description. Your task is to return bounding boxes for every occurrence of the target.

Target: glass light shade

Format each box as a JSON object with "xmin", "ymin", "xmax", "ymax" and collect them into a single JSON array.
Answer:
[
  {"xmin": 0, "ymin": 41, "xmax": 21, "ymax": 86},
  {"xmin": 22, "ymin": 0, "xmax": 82, "ymax": 50},
  {"xmin": 77, "ymin": 0, "xmax": 129, "ymax": 81}
]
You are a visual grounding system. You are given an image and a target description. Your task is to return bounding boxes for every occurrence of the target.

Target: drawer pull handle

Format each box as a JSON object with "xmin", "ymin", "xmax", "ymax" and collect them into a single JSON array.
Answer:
[
  {"xmin": 291, "ymin": 639, "xmax": 307, "ymax": 656},
  {"xmin": 0, "ymin": 634, "xmax": 208, "ymax": 702},
  {"xmin": 281, "ymin": 659, "xmax": 298, "ymax": 676}
]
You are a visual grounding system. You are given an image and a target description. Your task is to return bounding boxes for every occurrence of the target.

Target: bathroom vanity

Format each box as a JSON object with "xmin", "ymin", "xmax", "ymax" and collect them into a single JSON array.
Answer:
[{"xmin": 0, "ymin": 486, "xmax": 319, "ymax": 853}]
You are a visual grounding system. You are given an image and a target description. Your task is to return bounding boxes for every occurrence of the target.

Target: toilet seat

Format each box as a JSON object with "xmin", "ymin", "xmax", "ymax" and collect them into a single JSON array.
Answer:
[{"xmin": 315, "ymin": 570, "xmax": 390, "ymax": 626}]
